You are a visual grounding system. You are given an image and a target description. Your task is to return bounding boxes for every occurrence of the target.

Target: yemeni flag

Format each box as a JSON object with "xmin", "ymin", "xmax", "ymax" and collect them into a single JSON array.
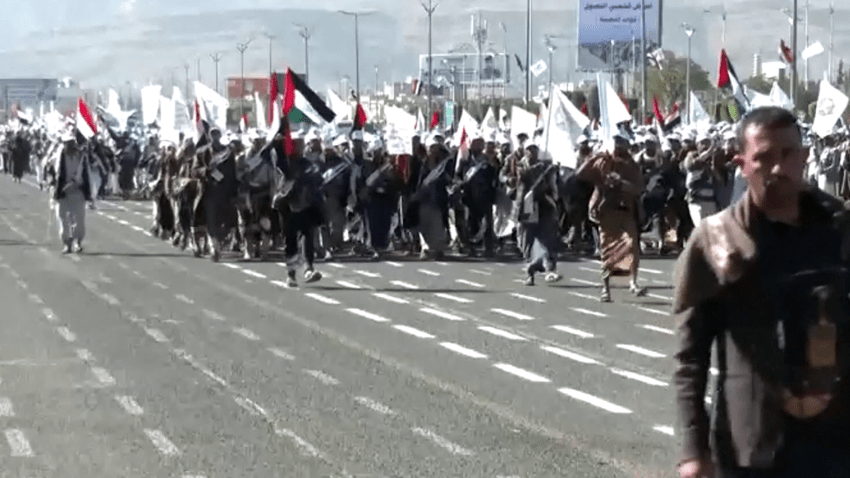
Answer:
[
  {"xmin": 430, "ymin": 110, "xmax": 440, "ymax": 130},
  {"xmin": 717, "ymin": 49, "xmax": 750, "ymax": 111},
  {"xmin": 652, "ymin": 95, "xmax": 666, "ymax": 125},
  {"xmin": 75, "ymin": 97, "xmax": 97, "ymax": 142},
  {"xmin": 351, "ymin": 103, "xmax": 367, "ymax": 133},
  {"xmin": 282, "ymin": 68, "xmax": 336, "ymax": 125}
]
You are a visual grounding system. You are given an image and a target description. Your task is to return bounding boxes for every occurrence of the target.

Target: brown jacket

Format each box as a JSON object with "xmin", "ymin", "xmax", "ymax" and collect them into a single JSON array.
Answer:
[{"xmin": 673, "ymin": 187, "xmax": 850, "ymax": 468}]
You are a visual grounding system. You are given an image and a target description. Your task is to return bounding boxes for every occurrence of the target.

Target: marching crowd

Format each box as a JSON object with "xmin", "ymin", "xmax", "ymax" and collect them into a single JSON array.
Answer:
[{"xmin": 1, "ymin": 109, "xmax": 849, "ymax": 299}]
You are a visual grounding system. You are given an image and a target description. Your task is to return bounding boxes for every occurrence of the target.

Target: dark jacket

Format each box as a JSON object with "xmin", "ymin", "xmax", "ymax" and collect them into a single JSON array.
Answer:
[
  {"xmin": 54, "ymin": 150, "xmax": 92, "ymax": 202},
  {"xmin": 673, "ymin": 187, "xmax": 850, "ymax": 469}
]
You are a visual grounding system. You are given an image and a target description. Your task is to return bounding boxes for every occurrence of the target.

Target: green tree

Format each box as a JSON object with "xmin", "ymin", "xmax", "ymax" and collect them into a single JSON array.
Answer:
[{"xmin": 644, "ymin": 51, "xmax": 713, "ymax": 113}]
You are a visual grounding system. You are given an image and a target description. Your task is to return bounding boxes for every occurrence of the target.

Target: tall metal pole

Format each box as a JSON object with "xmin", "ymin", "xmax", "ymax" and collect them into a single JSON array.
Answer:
[
  {"xmin": 210, "ymin": 53, "xmax": 222, "ymax": 94},
  {"xmin": 640, "ymin": 0, "xmax": 647, "ymax": 124},
  {"xmin": 294, "ymin": 24, "xmax": 313, "ymax": 84},
  {"xmin": 792, "ymin": 0, "xmax": 798, "ymax": 109},
  {"xmin": 525, "ymin": 0, "xmax": 531, "ymax": 103},
  {"xmin": 197, "ymin": 57, "xmax": 201, "ymax": 82},
  {"xmin": 684, "ymin": 27, "xmax": 694, "ymax": 124},
  {"xmin": 722, "ymin": 11, "xmax": 727, "ymax": 47},
  {"xmin": 501, "ymin": 22, "xmax": 508, "ymax": 100},
  {"xmin": 804, "ymin": 0, "xmax": 809, "ymax": 87},
  {"xmin": 184, "ymin": 63, "xmax": 189, "ymax": 98},
  {"xmin": 265, "ymin": 34, "xmax": 275, "ymax": 77},
  {"xmin": 237, "ymin": 40, "xmax": 252, "ymax": 120},
  {"xmin": 422, "ymin": 1, "xmax": 437, "ymax": 128},
  {"xmin": 339, "ymin": 11, "xmax": 374, "ymax": 102},
  {"xmin": 829, "ymin": 2, "xmax": 835, "ymax": 83}
]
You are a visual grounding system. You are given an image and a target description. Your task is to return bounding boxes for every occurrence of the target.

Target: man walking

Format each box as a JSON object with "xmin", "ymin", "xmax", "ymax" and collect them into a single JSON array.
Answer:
[
  {"xmin": 674, "ymin": 107, "xmax": 850, "ymax": 478},
  {"xmin": 52, "ymin": 131, "xmax": 92, "ymax": 254}
]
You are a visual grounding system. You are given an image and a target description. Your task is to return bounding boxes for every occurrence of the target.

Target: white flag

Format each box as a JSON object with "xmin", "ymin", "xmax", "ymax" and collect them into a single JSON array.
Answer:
[
  {"xmin": 140, "ymin": 85, "xmax": 162, "ymax": 126},
  {"xmin": 254, "ymin": 92, "xmax": 267, "ymax": 132},
  {"xmin": 510, "ymin": 106, "xmax": 537, "ymax": 149},
  {"xmin": 542, "ymin": 86, "xmax": 580, "ymax": 168},
  {"xmin": 481, "ymin": 107, "xmax": 498, "ymax": 134},
  {"xmin": 813, "ymin": 80, "xmax": 849, "ymax": 138},
  {"xmin": 530, "ymin": 60, "xmax": 547, "ymax": 78},
  {"xmin": 455, "ymin": 110, "xmax": 480, "ymax": 143},
  {"xmin": 597, "ymin": 73, "xmax": 631, "ymax": 148},
  {"xmin": 326, "ymin": 89, "xmax": 351, "ymax": 122},
  {"xmin": 193, "ymin": 81, "xmax": 229, "ymax": 132},
  {"xmin": 802, "ymin": 41, "xmax": 825, "ymax": 61},
  {"xmin": 689, "ymin": 92, "xmax": 711, "ymax": 131},
  {"xmin": 769, "ymin": 82, "xmax": 793, "ymax": 110}
]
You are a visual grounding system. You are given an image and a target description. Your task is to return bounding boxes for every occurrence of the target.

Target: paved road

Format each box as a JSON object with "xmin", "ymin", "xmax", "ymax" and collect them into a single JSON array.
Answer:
[{"xmin": 0, "ymin": 175, "xmax": 694, "ymax": 477}]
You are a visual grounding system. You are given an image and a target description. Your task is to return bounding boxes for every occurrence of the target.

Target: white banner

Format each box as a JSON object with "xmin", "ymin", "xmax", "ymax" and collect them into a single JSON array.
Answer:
[{"xmin": 140, "ymin": 85, "xmax": 162, "ymax": 126}]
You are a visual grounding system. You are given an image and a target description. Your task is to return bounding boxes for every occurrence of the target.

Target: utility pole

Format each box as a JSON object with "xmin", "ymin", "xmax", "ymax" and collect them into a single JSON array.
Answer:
[
  {"xmin": 197, "ymin": 57, "xmax": 201, "ymax": 83},
  {"xmin": 294, "ymin": 24, "xmax": 314, "ymax": 84},
  {"xmin": 525, "ymin": 0, "xmax": 532, "ymax": 103},
  {"xmin": 422, "ymin": 1, "xmax": 438, "ymax": 128},
  {"xmin": 640, "ymin": 0, "xmax": 647, "ymax": 125},
  {"xmin": 500, "ymin": 22, "xmax": 508, "ymax": 99},
  {"xmin": 264, "ymin": 33, "xmax": 275, "ymax": 77},
  {"xmin": 237, "ymin": 39, "xmax": 253, "ymax": 120},
  {"xmin": 830, "ymin": 2, "xmax": 835, "ymax": 83},
  {"xmin": 210, "ymin": 53, "xmax": 222, "ymax": 94},
  {"xmin": 374, "ymin": 65, "xmax": 379, "ymax": 120},
  {"xmin": 682, "ymin": 24, "xmax": 695, "ymax": 124},
  {"xmin": 339, "ymin": 11, "xmax": 374, "ymax": 102},
  {"xmin": 792, "ymin": 0, "xmax": 798, "ymax": 109},
  {"xmin": 472, "ymin": 12, "xmax": 488, "ymax": 105},
  {"xmin": 184, "ymin": 63, "xmax": 190, "ymax": 98},
  {"xmin": 804, "ymin": 0, "xmax": 809, "ymax": 87}
]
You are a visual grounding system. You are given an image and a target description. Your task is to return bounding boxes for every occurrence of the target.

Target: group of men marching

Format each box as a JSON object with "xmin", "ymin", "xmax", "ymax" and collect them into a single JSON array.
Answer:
[{"xmin": 6, "ymin": 105, "xmax": 850, "ymax": 301}]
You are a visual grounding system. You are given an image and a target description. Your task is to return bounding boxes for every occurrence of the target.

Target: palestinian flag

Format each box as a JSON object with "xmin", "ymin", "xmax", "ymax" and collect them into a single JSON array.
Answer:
[
  {"xmin": 717, "ymin": 49, "xmax": 750, "ymax": 112},
  {"xmin": 282, "ymin": 68, "xmax": 336, "ymax": 125}
]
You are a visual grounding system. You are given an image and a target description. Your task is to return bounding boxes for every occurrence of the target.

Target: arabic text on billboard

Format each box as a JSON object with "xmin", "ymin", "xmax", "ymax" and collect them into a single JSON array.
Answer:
[{"xmin": 577, "ymin": 1, "xmax": 662, "ymax": 71}]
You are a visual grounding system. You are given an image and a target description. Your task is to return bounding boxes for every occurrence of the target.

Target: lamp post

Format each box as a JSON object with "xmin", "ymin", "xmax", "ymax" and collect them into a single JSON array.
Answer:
[
  {"xmin": 472, "ymin": 12, "xmax": 488, "ymax": 105},
  {"xmin": 264, "ymin": 33, "xmax": 275, "ymax": 77},
  {"xmin": 237, "ymin": 39, "xmax": 253, "ymax": 120},
  {"xmin": 210, "ymin": 53, "xmax": 222, "ymax": 94},
  {"xmin": 500, "ymin": 21, "xmax": 508, "ymax": 99},
  {"xmin": 682, "ymin": 23, "xmax": 695, "ymax": 124},
  {"xmin": 294, "ymin": 24, "xmax": 313, "ymax": 84},
  {"xmin": 640, "ymin": 0, "xmax": 647, "ymax": 125},
  {"xmin": 421, "ymin": 1, "xmax": 438, "ymax": 125},
  {"xmin": 830, "ymin": 2, "xmax": 835, "ymax": 82},
  {"xmin": 339, "ymin": 10, "xmax": 374, "ymax": 102}
]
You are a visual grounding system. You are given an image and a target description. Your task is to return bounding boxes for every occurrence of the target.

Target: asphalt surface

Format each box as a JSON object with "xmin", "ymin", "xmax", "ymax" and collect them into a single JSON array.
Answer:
[{"xmin": 0, "ymin": 174, "xmax": 692, "ymax": 478}]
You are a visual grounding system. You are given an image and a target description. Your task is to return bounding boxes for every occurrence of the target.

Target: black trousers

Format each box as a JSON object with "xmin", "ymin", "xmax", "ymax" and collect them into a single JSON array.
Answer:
[{"xmin": 284, "ymin": 208, "xmax": 318, "ymax": 271}]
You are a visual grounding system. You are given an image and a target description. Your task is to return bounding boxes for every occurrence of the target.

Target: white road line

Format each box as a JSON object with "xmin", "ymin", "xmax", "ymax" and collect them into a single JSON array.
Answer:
[
  {"xmin": 568, "ymin": 291, "xmax": 598, "ymax": 301},
  {"xmin": 393, "ymin": 324, "xmax": 435, "ymax": 339},
  {"xmin": 153, "ymin": 282, "xmax": 168, "ymax": 290},
  {"xmin": 478, "ymin": 326, "xmax": 527, "ymax": 341},
  {"xmin": 578, "ymin": 266, "xmax": 599, "ymax": 274},
  {"xmin": 440, "ymin": 342, "xmax": 488, "ymax": 359},
  {"xmin": 653, "ymin": 425, "xmax": 675, "ymax": 436},
  {"xmin": 571, "ymin": 278, "xmax": 599, "ymax": 286},
  {"xmin": 202, "ymin": 309, "xmax": 226, "ymax": 321},
  {"xmin": 541, "ymin": 346, "xmax": 600, "ymax": 364},
  {"xmin": 304, "ymin": 293, "xmax": 341, "ymax": 305},
  {"xmin": 648, "ymin": 293, "xmax": 672, "ymax": 301},
  {"xmin": 242, "ymin": 269, "xmax": 267, "ymax": 279},
  {"xmin": 411, "ymin": 427, "xmax": 475, "ymax": 456},
  {"xmin": 571, "ymin": 307, "xmax": 608, "ymax": 318},
  {"xmin": 470, "ymin": 269, "xmax": 493, "ymax": 276},
  {"xmin": 27, "ymin": 294, "xmax": 43, "ymax": 304},
  {"xmin": 353, "ymin": 270, "xmax": 381, "ymax": 278},
  {"xmin": 144, "ymin": 328, "xmax": 169, "ymax": 343},
  {"xmin": 420, "ymin": 308, "xmax": 465, "ymax": 321},
  {"xmin": 175, "ymin": 294, "xmax": 194, "ymax": 304},
  {"xmin": 491, "ymin": 308, "xmax": 535, "ymax": 321},
  {"xmin": 390, "ymin": 280, "xmax": 420, "ymax": 290},
  {"xmin": 131, "ymin": 226, "xmax": 145, "ymax": 233},
  {"xmin": 510, "ymin": 292, "xmax": 545, "ymax": 303},
  {"xmin": 15, "ymin": 279, "xmax": 26, "ymax": 289},
  {"xmin": 75, "ymin": 349, "xmax": 94, "ymax": 362},
  {"xmin": 271, "ymin": 280, "xmax": 290, "ymax": 289},
  {"xmin": 303, "ymin": 370, "xmax": 340, "ymax": 385},
  {"xmin": 616, "ymin": 344, "xmax": 666, "ymax": 358},
  {"xmin": 346, "ymin": 308, "xmax": 390, "ymax": 323},
  {"xmin": 327, "ymin": 263, "xmax": 346, "ymax": 269},
  {"xmin": 115, "ymin": 395, "xmax": 144, "ymax": 416},
  {"xmin": 117, "ymin": 219, "xmax": 130, "ymax": 226},
  {"xmin": 493, "ymin": 363, "xmax": 550, "ymax": 383},
  {"xmin": 418, "ymin": 269, "xmax": 441, "ymax": 276},
  {"xmin": 267, "ymin": 347, "xmax": 295, "ymax": 361},
  {"xmin": 335, "ymin": 280, "xmax": 362, "ymax": 289},
  {"xmin": 234, "ymin": 396, "xmax": 268, "ymax": 417},
  {"xmin": 56, "ymin": 327, "xmax": 76, "ymax": 342},
  {"xmin": 4, "ymin": 429, "xmax": 33, "ymax": 457},
  {"xmin": 0, "ymin": 398, "xmax": 13, "ymax": 417},
  {"xmin": 274, "ymin": 427, "xmax": 324, "ymax": 458},
  {"xmin": 354, "ymin": 396, "xmax": 396, "ymax": 415},
  {"xmin": 435, "ymin": 261, "xmax": 450, "ymax": 266},
  {"xmin": 641, "ymin": 268, "xmax": 664, "ymax": 275},
  {"xmin": 550, "ymin": 325, "xmax": 595, "ymax": 339},
  {"xmin": 611, "ymin": 369, "xmax": 669, "ymax": 387},
  {"xmin": 641, "ymin": 324, "xmax": 675, "ymax": 335},
  {"xmin": 558, "ymin": 388, "xmax": 632, "ymax": 414},
  {"xmin": 91, "ymin": 367, "xmax": 116, "ymax": 386},
  {"xmin": 372, "ymin": 292, "xmax": 409, "ymax": 304},
  {"xmin": 637, "ymin": 306, "xmax": 671, "ymax": 317},
  {"xmin": 233, "ymin": 327, "xmax": 260, "ymax": 341},
  {"xmin": 42, "ymin": 308, "xmax": 57, "ymax": 322},
  {"xmin": 651, "ymin": 279, "xmax": 668, "ymax": 285},
  {"xmin": 100, "ymin": 293, "xmax": 121, "ymax": 306},
  {"xmin": 222, "ymin": 263, "xmax": 241, "ymax": 270},
  {"xmin": 435, "ymin": 293, "xmax": 473, "ymax": 304},
  {"xmin": 144, "ymin": 429, "xmax": 181, "ymax": 456},
  {"xmin": 384, "ymin": 261, "xmax": 403, "ymax": 267},
  {"xmin": 456, "ymin": 279, "xmax": 485, "ymax": 288}
]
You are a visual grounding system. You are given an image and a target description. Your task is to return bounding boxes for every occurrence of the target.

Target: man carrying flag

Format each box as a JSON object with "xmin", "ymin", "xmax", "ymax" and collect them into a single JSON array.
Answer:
[{"xmin": 51, "ymin": 98, "xmax": 96, "ymax": 254}]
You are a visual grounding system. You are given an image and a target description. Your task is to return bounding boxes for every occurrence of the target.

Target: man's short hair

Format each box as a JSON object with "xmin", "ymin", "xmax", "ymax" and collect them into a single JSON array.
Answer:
[{"xmin": 736, "ymin": 106, "xmax": 801, "ymax": 152}]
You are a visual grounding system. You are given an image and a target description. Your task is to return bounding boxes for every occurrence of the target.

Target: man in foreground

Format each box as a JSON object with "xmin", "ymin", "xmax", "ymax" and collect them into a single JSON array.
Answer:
[
  {"xmin": 52, "ymin": 131, "xmax": 92, "ymax": 254},
  {"xmin": 673, "ymin": 106, "xmax": 850, "ymax": 478}
]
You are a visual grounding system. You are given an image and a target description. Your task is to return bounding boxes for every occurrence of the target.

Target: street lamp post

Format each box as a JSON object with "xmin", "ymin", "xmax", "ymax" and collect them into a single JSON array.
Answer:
[
  {"xmin": 264, "ymin": 33, "xmax": 275, "ymax": 77},
  {"xmin": 830, "ymin": 2, "xmax": 835, "ymax": 82},
  {"xmin": 472, "ymin": 12, "xmax": 488, "ymax": 105},
  {"xmin": 421, "ymin": 1, "xmax": 438, "ymax": 127},
  {"xmin": 500, "ymin": 22, "xmax": 508, "ymax": 99},
  {"xmin": 184, "ymin": 63, "xmax": 190, "ymax": 98},
  {"xmin": 374, "ymin": 65, "xmax": 379, "ymax": 119},
  {"xmin": 682, "ymin": 24, "xmax": 695, "ymax": 124},
  {"xmin": 640, "ymin": 0, "xmax": 647, "ymax": 125},
  {"xmin": 792, "ymin": 0, "xmax": 798, "ymax": 109},
  {"xmin": 237, "ymin": 39, "xmax": 253, "ymax": 120},
  {"xmin": 294, "ymin": 24, "xmax": 313, "ymax": 84},
  {"xmin": 339, "ymin": 11, "xmax": 374, "ymax": 102},
  {"xmin": 210, "ymin": 53, "xmax": 222, "ymax": 94}
]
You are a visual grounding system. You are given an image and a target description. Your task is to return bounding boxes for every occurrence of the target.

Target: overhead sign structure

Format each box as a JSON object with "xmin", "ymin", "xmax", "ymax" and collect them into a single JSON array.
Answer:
[{"xmin": 576, "ymin": 0, "xmax": 663, "ymax": 71}]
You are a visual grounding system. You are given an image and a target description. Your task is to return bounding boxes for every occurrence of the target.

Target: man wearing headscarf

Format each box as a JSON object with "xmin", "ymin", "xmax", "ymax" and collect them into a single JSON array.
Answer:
[{"xmin": 51, "ymin": 131, "xmax": 92, "ymax": 254}]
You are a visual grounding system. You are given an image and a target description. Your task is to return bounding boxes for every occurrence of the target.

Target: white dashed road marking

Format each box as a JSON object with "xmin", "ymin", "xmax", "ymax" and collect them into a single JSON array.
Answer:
[
  {"xmin": 56, "ymin": 327, "xmax": 76, "ymax": 343},
  {"xmin": 202, "ymin": 309, "xmax": 226, "ymax": 321},
  {"xmin": 616, "ymin": 344, "xmax": 666, "ymax": 358},
  {"xmin": 456, "ymin": 279, "xmax": 484, "ymax": 288},
  {"xmin": 568, "ymin": 291, "xmax": 598, "ymax": 301},
  {"xmin": 233, "ymin": 328, "xmax": 260, "ymax": 341},
  {"xmin": 648, "ymin": 293, "xmax": 672, "ymax": 301},
  {"xmin": 434, "ymin": 293, "xmax": 473, "ymax": 304},
  {"xmin": 653, "ymin": 425, "xmax": 675, "ymax": 436},
  {"xmin": 42, "ymin": 308, "xmax": 57, "ymax": 322},
  {"xmin": 75, "ymin": 349, "xmax": 94, "ymax": 362},
  {"xmin": 571, "ymin": 307, "xmax": 608, "ymax": 318},
  {"xmin": 510, "ymin": 292, "xmax": 545, "ymax": 303},
  {"xmin": 393, "ymin": 324, "xmax": 435, "ymax": 339},
  {"xmin": 115, "ymin": 395, "xmax": 144, "ymax": 416},
  {"xmin": 274, "ymin": 427, "xmax": 324, "ymax": 458},
  {"xmin": 0, "ymin": 398, "xmax": 14, "ymax": 417},
  {"xmin": 354, "ymin": 396, "xmax": 396, "ymax": 415},
  {"xmin": 153, "ymin": 282, "xmax": 168, "ymax": 290},
  {"xmin": 144, "ymin": 429, "xmax": 181, "ymax": 456},
  {"xmin": 372, "ymin": 292, "xmax": 409, "ymax": 304},
  {"xmin": 558, "ymin": 388, "xmax": 632, "ymax": 414},
  {"xmin": 440, "ymin": 342, "xmax": 488, "ymax": 359},
  {"xmin": 383, "ymin": 261, "xmax": 403, "ymax": 267},
  {"xmin": 390, "ymin": 280, "xmax": 420, "ymax": 290},
  {"xmin": 327, "ymin": 263, "xmax": 346, "ymax": 269},
  {"xmin": 268, "ymin": 347, "xmax": 295, "ymax": 361},
  {"xmin": 145, "ymin": 328, "xmax": 169, "ymax": 343},
  {"xmin": 91, "ymin": 367, "xmax": 116, "ymax": 386},
  {"xmin": 353, "ymin": 270, "xmax": 381, "ymax": 278},
  {"xmin": 470, "ymin": 269, "xmax": 492, "ymax": 276},
  {"xmin": 175, "ymin": 294, "xmax": 194, "ymax": 304},
  {"xmin": 550, "ymin": 325, "xmax": 595, "ymax": 339},
  {"xmin": 641, "ymin": 324, "xmax": 675, "ymax": 335},
  {"xmin": 637, "ymin": 306, "xmax": 671, "ymax": 317},
  {"xmin": 303, "ymin": 370, "xmax": 340, "ymax": 386},
  {"xmin": 418, "ymin": 269, "xmax": 441, "ymax": 276},
  {"xmin": 493, "ymin": 363, "xmax": 550, "ymax": 383},
  {"xmin": 346, "ymin": 308, "xmax": 390, "ymax": 323},
  {"xmin": 541, "ymin": 346, "xmax": 600, "ymax": 364},
  {"xmin": 242, "ymin": 269, "xmax": 267, "ymax": 279},
  {"xmin": 411, "ymin": 427, "xmax": 475, "ymax": 456},
  {"xmin": 4, "ymin": 429, "xmax": 33, "ymax": 457},
  {"xmin": 478, "ymin": 326, "xmax": 527, "ymax": 341},
  {"xmin": 420, "ymin": 308, "xmax": 465, "ymax": 321},
  {"xmin": 335, "ymin": 280, "xmax": 362, "ymax": 289},
  {"xmin": 571, "ymin": 278, "xmax": 598, "ymax": 286},
  {"xmin": 491, "ymin": 308, "xmax": 534, "ymax": 321},
  {"xmin": 611, "ymin": 369, "xmax": 668, "ymax": 387},
  {"xmin": 304, "ymin": 293, "xmax": 341, "ymax": 305}
]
